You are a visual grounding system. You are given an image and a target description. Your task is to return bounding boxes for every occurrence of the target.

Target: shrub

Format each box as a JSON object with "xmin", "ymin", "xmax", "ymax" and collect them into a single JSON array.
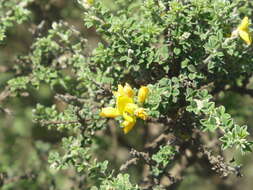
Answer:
[{"xmin": 1, "ymin": 0, "xmax": 253, "ymax": 189}]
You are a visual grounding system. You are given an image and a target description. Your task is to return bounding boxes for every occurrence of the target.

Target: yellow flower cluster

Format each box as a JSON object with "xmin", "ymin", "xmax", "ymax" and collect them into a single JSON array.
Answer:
[
  {"xmin": 232, "ymin": 16, "xmax": 252, "ymax": 45},
  {"xmin": 100, "ymin": 84, "xmax": 149, "ymax": 134}
]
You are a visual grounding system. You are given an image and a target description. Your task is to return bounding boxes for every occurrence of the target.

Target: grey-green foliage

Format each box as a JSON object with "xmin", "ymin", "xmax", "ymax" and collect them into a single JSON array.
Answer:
[
  {"xmin": 186, "ymin": 88, "xmax": 253, "ymax": 153},
  {"xmin": 91, "ymin": 174, "xmax": 139, "ymax": 190},
  {"xmin": 152, "ymin": 145, "xmax": 177, "ymax": 176},
  {"xmin": 3, "ymin": 0, "xmax": 253, "ymax": 189},
  {"xmin": 48, "ymin": 135, "xmax": 108, "ymax": 175},
  {"xmin": 33, "ymin": 104, "xmax": 81, "ymax": 130},
  {"xmin": 0, "ymin": 0, "xmax": 32, "ymax": 41},
  {"xmin": 147, "ymin": 77, "xmax": 181, "ymax": 117}
]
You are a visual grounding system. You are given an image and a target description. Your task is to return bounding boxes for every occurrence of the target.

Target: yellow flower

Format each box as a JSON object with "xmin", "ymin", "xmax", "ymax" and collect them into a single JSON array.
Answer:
[
  {"xmin": 100, "ymin": 107, "xmax": 120, "ymax": 118},
  {"xmin": 122, "ymin": 108, "xmax": 137, "ymax": 134},
  {"xmin": 124, "ymin": 103, "xmax": 138, "ymax": 115},
  {"xmin": 138, "ymin": 86, "xmax": 149, "ymax": 104},
  {"xmin": 123, "ymin": 83, "xmax": 134, "ymax": 98},
  {"xmin": 113, "ymin": 83, "xmax": 134, "ymax": 98},
  {"xmin": 134, "ymin": 108, "xmax": 148, "ymax": 120},
  {"xmin": 122, "ymin": 119, "xmax": 136, "ymax": 134},
  {"xmin": 238, "ymin": 16, "xmax": 250, "ymax": 31},
  {"xmin": 116, "ymin": 95, "xmax": 134, "ymax": 114},
  {"xmin": 100, "ymin": 84, "xmax": 149, "ymax": 134},
  {"xmin": 232, "ymin": 16, "xmax": 252, "ymax": 45},
  {"xmin": 121, "ymin": 103, "xmax": 148, "ymax": 133},
  {"xmin": 122, "ymin": 103, "xmax": 148, "ymax": 120}
]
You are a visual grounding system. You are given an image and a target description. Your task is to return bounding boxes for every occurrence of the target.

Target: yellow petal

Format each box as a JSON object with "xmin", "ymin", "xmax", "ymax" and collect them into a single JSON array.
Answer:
[
  {"xmin": 100, "ymin": 107, "xmax": 120, "ymax": 118},
  {"xmin": 138, "ymin": 86, "xmax": 149, "ymax": 104},
  {"xmin": 114, "ymin": 84, "xmax": 134, "ymax": 98},
  {"xmin": 124, "ymin": 103, "xmax": 138, "ymax": 115},
  {"xmin": 123, "ymin": 83, "xmax": 134, "ymax": 98},
  {"xmin": 135, "ymin": 108, "xmax": 148, "ymax": 120},
  {"xmin": 238, "ymin": 30, "xmax": 252, "ymax": 45},
  {"xmin": 238, "ymin": 16, "xmax": 249, "ymax": 31},
  {"xmin": 122, "ymin": 112, "xmax": 135, "ymax": 122},
  {"xmin": 117, "ymin": 85, "xmax": 125, "ymax": 96},
  {"xmin": 122, "ymin": 119, "xmax": 136, "ymax": 134},
  {"xmin": 116, "ymin": 95, "xmax": 134, "ymax": 114}
]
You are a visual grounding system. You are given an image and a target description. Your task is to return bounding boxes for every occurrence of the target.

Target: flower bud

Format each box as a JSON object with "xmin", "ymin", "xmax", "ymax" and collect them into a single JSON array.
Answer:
[
  {"xmin": 138, "ymin": 86, "xmax": 149, "ymax": 104},
  {"xmin": 234, "ymin": 16, "xmax": 252, "ymax": 45}
]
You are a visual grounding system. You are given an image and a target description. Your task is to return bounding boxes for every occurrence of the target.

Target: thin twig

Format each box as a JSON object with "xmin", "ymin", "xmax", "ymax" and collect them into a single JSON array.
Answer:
[
  {"xmin": 37, "ymin": 120, "xmax": 80, "ymax": 125},
  {"xmin": 55, "ymin": 93, "xmax": 87, "ymax": 103},
  {"xmin": 0, "ymin": 87, "xmax": 11, "ymax": 102},
  {"xmin": 120, "ymin": 158, "xmax": 138, "ymax": 171}
]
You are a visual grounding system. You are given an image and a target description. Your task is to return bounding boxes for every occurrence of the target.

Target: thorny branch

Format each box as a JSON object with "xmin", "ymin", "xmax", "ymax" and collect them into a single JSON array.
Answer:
[
  {"xmin": 199, "ymin": 146, "xmax": 242, "ymax": 178},
  {"xmin": 54, "ymin": 93, "xmax": 87, "ymax": 104},
  {"xmin": 37, "ymin": 120, "xmax": 80, "ymax": 126}
]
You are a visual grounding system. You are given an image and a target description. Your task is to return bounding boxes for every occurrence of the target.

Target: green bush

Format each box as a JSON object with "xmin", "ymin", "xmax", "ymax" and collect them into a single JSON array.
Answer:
[{"xmin": 1, "ymin": 0, "xmax": 253, "ymax": 189}]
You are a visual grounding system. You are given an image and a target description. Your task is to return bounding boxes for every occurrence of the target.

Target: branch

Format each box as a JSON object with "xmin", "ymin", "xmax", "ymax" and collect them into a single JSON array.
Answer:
[
  {"xmin": 119, "ymin": 148, "xmax": 153, "ymax": 172},
  {"xmin": 0, "ymin": 87, "xmax": 11, "ymax": 102},
  {"xmin": 119, "ymin": 158, "xmax": 138, "ymax": 171},
  {"xmin": 54, "ymin": 93, "xmax": 87, "ymax": 104},
  {"xmin": 199, "ymin": 146, "xmax": 242, "ymax": 178},
  {"xmin": 130, "ymin": 148, "xmax": 152, "ymax": 165},
  {"xmin": 37, "ymin": 120, "xmax": 80, "ymax": 125}
]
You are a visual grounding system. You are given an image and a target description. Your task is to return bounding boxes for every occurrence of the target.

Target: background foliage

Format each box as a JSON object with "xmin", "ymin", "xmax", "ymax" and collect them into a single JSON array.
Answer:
[{"xmin": 1, "ymin": 0, "xmax": 253, "ymax": 189}]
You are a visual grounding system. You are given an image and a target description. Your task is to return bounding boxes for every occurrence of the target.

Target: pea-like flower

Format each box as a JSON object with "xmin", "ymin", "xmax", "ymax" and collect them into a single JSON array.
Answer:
[
  {"xmin": 113, "ymin": 83, "xmax": 134, "ymax": 98},
  {"xmin": 232, "ymin": 16, "xmax": 252, "ymax": 45},
  {"xmin": 100, "ymin": 84, "xmax": 149, "ymax": 134},
  {"xmin": 138, "ymin": 86, "xmax": 149, "ymax": 104}
]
